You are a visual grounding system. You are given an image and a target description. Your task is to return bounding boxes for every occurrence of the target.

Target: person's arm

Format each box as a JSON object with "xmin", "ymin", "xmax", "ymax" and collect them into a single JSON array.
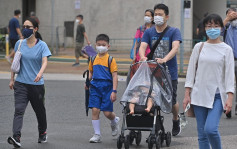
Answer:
[
  {"xmin": 34, "ymin": 57, "xmax": 47, "ymax": 82},
  {"xmin": 9, "ymin": 71, "xmax": 15, "ymax": 90},
  {"xmin": 156, "ymin": 41, "xmax": 180, "ymax": 63},
  {"xmin": 183, "ymin": 87, "xmax": 191, "ymax": 110},
  {"xmin": 139, "ymin": 42, "xmax": 148, "ymax": 61},
  {"xmin": 83, "ymin": 32, "xmax": 90, "ymax": 45},
  {"xmin": 223, "ymin": 11, "xmax": 237, "ymax": 26},
  {"xmin": 16, "ymin": 28, "xmax": 23, "ymax": 39},
  {"xmin": 133, "ymin": 40, "xmax": 138, "ymax": 61},
  {"xmin": 110, "ymin": 71, "xmax": 118, "ymax": 102},
  {"xmin": 196, "ymin": 28, "xmax": 199, "ymax": 36}
]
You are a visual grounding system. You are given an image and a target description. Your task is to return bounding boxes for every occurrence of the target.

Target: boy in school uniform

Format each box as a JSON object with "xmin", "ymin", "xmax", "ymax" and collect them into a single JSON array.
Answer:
[{"xmin": 87, "ymin": 34, "xmax": 120, "ymax": 143}]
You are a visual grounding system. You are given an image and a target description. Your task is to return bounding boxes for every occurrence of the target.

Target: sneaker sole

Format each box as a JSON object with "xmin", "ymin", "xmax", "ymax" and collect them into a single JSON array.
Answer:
[
  {"xmin": 7, "ymin": 137, "xmax": 21, "ymax": 148},
  {"xmin": 89, "ymin": 140, "xmax": 101, "ymax": 143}
]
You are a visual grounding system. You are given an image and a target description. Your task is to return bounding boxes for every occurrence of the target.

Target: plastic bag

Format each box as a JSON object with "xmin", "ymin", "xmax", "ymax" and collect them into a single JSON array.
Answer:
[{"xmin": 121, "ymin": 62, "xmax": 172, "ymax": 113}]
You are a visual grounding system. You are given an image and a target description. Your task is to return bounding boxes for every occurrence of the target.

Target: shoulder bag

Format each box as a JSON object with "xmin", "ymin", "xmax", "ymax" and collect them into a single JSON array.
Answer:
[{"xmin": 11, "ymin": 40, "xmax": 23, "ymax": 73}]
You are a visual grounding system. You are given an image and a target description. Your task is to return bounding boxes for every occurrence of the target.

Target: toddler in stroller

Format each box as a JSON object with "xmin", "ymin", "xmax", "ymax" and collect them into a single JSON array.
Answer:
[
  {"xmin": 117, "ymin": 61, "xmax": 173, "ymax": 149},
  {"xmin": 128, "ymin": 84, "xmax": 156, "ymax": 114}
]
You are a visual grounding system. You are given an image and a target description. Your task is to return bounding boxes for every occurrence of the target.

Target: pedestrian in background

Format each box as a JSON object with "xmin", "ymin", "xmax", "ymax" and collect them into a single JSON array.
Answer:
[
  {"xmin": 183, "ymin": 14, "xmax": 234, "ymax": 149},
  {"xmin": 30, "ymin": 11, "xmax": 43, "ymax": 40},
  {"xmin": 133, "ymin": 9, "xmax": 154, "ymax": 62},
  {"xmin": 73, "ymin": 14, "xmax": 90, "ymax": 67},
  {"xmin": 87, "ymin": 34, "xmax": 119, "ymax": 143},
  {"xmin": 7, "ymin": 17, "xmax": 51, "ymax": 148},
  {"xmin": 196, "ymin": 12, "xmax": 208, "ymax": 42},
  {"xmin": 5, "ymin": 9, "xmax": 23, "ymax": 64},
  {"xmin": 223, "ymin": 8, "xmax": 237, "ymax": 118},
  {"xmin": 139, "ymin": 3, "xmax": 182, "ymax": 136}
]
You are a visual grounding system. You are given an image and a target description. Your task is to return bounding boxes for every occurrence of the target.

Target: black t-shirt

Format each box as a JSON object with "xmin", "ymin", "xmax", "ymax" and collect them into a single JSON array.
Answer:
[{"xmin": 76, "ymin": 24, "xmax": 85, "ymax": 43}]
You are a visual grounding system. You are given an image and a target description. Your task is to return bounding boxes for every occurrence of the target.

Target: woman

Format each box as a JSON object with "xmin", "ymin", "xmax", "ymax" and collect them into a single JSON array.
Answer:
[
  {"xmin": 183, "ymin": 14, "xmax": 234, "ymax": 149},
  {"xmin": 133, "ymin": 9, "xmax": 154, "ymax": 62},
  {"xmin": 7, "ymin": 18, "xmax": 51, "ymax": 148}
]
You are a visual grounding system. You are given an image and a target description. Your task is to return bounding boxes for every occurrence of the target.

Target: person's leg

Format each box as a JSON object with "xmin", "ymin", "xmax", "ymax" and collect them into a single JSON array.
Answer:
[
  {"xmin": 145, "ymin": 98, "xmax": 153, "ymax": 113},
  {"xmin": 205, "ymin": 94, "xmax": 223, "ymax": 149},
  {"xmin": 89, "ymin": 85, "xmax": 102, "ymax": 142},
  {"xmin": 193, "ymin": 105, "xmax": 210, "ymax": 149},
  {"xmin": 28, "ymin": 85, "xmax": 47, "ymax": 135},
  {"xmin": 73, "ymin": 42, "xmax": 80, "ymax": 65},
  {"xmin": 8, "ymin": 82, "xmax": 29, "ymax": 148},
  {"xmin": 12, "ymin": 82, "xmax": 29, "ymax": 137},
  {"xmin": 129, "ymin": 103, "xmax": 135, "ymax": 114},
  {"xmin": 171, "ymin": 80, "xmax": 181, "ymax": 136}
]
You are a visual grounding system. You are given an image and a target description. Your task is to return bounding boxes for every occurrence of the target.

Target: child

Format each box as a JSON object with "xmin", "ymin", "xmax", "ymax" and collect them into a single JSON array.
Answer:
[
  {"xmin": 129, "ymin": 85, "xmax": 154, "ymax": 114},
  {"xmin": 87, "ymin": 34, "xmax": 119, "ymax": 143}
]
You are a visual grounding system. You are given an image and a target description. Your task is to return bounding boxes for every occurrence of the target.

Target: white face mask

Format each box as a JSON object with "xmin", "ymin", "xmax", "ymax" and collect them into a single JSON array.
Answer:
[
  {"xmin": 96, "ymin": 46, "xmax": 108, "ymax": 54},
  {"xmin": 75, "ymin": 19, "xmax": 79, "ymax": 23},
  {"xmin": 230, "ymin": 19, "xmax": 237, "ymax": 27},
  {"xmin": 154, "ymin": 16, "xmax": 164, "ymax": 26},
  {"xmin": 144, "ymin": 16, "xmax": 152, "ymax": 24},
  {"xmin": 19, "ymin": 15, "xmax": 21, "ymax": 18}
]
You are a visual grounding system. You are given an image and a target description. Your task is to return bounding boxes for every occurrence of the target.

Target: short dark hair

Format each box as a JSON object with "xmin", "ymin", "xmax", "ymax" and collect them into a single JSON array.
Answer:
[
  {"xmin": 14, "ymin": 9, "xmax": 21, "ymax": 16},
  {"xmin": 203, "ymin": 14, "xmax": 224, "ymax": 28},
  {"xmin": 96, "ymin": 34, "xmax": 109, "ymax": 44},
  {"xmin": 154, "ymin": 3, "xmax": 169, "ymax": 15},
  {"xmin": 226, "ymin": 8, "xmax": 236, "ymax": 15},
  {"xmin": 77, "ymin": 14, "xmax": 83, "ymax": 20},
  {"xmin": 145, "ymin": 9, "xmax": 154, "ymax": 18}
]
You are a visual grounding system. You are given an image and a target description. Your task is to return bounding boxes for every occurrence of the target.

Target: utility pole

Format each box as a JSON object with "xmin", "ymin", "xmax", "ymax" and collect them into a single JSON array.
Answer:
[{"xmin": 51, "ymin": 0, "xmax": 55, "ymax": 53}]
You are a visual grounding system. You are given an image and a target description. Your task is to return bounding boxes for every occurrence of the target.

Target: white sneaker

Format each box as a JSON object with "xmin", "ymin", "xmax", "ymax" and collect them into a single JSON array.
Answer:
[
  {"xmin": 111, "ymin": 117, "xmax": 120, "ymax": 136},
  {"xmin": 89, "ymin": 134, "xmax": 102, "ymax": 143}
]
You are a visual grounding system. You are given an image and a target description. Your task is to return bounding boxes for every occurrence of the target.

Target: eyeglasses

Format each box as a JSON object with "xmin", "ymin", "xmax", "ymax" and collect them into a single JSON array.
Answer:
[{"xmin": 22, "ymin": 25, "xmax": 34, "ymax": 29}]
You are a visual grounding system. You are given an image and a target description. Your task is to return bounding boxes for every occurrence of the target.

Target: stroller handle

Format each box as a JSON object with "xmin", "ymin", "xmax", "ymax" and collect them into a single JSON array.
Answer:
[{"xmin": 132, "ymin": 60, "xmax": 167, "ymax": 70}]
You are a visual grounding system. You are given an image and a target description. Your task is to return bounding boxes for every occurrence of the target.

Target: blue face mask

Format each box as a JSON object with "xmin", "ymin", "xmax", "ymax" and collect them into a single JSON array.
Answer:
[
  {"xmin": 22, "ymin": 28, "xmax": 33, "ymax": 39},
  {"xmin": 206, "ymin": 28, "xmax": 221, "ymax": 39}
]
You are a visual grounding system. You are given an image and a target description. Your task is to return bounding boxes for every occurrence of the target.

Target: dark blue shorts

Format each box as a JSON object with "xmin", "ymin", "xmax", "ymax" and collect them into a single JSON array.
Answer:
[{"xmin": 88, "ymin": 81, "xmax": 113, "ymax": 112}]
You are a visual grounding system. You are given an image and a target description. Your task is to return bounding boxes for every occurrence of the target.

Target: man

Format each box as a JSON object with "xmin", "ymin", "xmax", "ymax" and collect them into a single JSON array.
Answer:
[
  {"xmin": 5, "ymin": 9, "xmax": 23, "ymax": 64},
  {"xmin": 139, "ymin": 3, "xmax": 182, "ymax": 136},
  {"xmin": 73, "ymin": 14, "xmax": 90, "ymax": 67},
  {"xmin": 223, "ymin": 8, "xmax": 237, "ymax": 118}
]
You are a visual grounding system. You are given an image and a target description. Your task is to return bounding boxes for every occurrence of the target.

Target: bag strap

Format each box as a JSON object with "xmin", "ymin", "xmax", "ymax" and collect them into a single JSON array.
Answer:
[
  {"xmin": 91, "ymin": 55, "xmax": 113, "ymax": 74},
  {"xmin": 196, "ymin": 42, "xmax": 204, "ymax": 71},
  {"xmin": 223, "ymin": 23, "xmax": 230, "ymax": 42},
  {"xmin": 147, "ymin": 26, "xmax": 170, "ymax": 60},
  {"xmin": 17, "ymin": 40, "xmax": 23, "ymax": 52}
]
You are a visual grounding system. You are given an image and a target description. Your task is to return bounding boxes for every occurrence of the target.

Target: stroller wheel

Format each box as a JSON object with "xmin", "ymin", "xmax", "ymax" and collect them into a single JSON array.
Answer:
[
  {"xmin": 147, "ymin": 135, "xmax": 154, "ymax": 149},
  {"xmin": 117, "ymin": 135, "xmax": 123, "ymax": 149},
  {"xmin": 155, "ymin": 134, "xmax": 161, "ymax": 149},
  {"xmin": 129, "ymin": 131, "xmax": 135, "ymax": 145},
  {"xmin": 166, "ymin": 131, "xmax": 172, "ymax": 147},
  {"xmin": 135, "ymin": 131, "xmax": 142, "ymax": 146},
  {"xmin": 124, "ymin": 135, "xmax": 130, "ymax": 149}
]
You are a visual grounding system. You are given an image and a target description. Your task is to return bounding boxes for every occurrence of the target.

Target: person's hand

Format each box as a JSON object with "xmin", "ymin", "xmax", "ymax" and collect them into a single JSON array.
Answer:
[
  {"xmin": 183, "ymin": 94, "xmax": 191, "ymax": 111},
  {"xmin": 87, "ymin": 41, "xmax": 91, "ymax": 45},
  {"xmin": 140, "ymin": 57, "xmax": 147, "ymax": 62},
  {"xmin": 34, "ymin": 72, "xmax": 43, "ymax": 82},
  {"xmin": 224, "ymin": 97, "xmax": 232, "ymax": 115},
  {"xmin": 110, "ymin": 92, "xmax": 117, "ymax": 102},
  {"xmin": 155, "ymin": 58, "xmax": 166, "ymax": 64},
  {"xmin": 84, "ymin": 83, "xmax": 90, "ymax": 90},
  {"xmin": 20, "ymin": 36, "xmax": 24, "ymax": 39},
  {"xmin": 227, "ymin": 11, "xmax": 237, "ymax": 21},
  {"xmin": 9, "ymin": 79, "xmax": 14, "ymax": 90}
]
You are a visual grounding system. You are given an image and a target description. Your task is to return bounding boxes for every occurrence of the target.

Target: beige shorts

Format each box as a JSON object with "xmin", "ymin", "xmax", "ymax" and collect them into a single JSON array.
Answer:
[{"xmin": 75, "ymin": 42, "xmax": 84, "ymax": 58}]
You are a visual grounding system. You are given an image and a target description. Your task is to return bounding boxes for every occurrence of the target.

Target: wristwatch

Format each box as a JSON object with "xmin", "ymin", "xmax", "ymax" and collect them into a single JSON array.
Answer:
[{"xmin": 112, "ymin": 90, "xmax": 117, "ymax": 93}]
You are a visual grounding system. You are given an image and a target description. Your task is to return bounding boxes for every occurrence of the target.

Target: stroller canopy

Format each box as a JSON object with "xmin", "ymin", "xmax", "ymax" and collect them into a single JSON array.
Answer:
[{"xmin": 121, "ymin": 61, "xmax": 173, "ymax": 113}]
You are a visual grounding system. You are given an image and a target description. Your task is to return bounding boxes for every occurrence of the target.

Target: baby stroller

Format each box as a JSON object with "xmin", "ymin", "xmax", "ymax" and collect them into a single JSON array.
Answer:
[{"xmin": 117, "ymin": 61, "xmax": 173, "ymax": 149}]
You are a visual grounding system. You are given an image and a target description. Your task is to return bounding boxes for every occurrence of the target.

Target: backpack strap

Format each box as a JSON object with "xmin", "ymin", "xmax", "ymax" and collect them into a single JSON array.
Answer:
[
  {"xmin": 91, "ymin": 55, "xmax": 113, "ymax": 75},
  {"xmin": 223, "ymin": 23, "xmax": 230, "ymax": 42},
  {"xmin": 108, "ymin": 56, "xmax": 113, "ymax": 74}
]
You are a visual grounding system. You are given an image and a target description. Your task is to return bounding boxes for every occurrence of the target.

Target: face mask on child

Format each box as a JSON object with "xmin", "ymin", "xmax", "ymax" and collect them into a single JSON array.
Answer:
[
  {"xmin": 96, "ymin": 46, "xmax": 108, "ymax": 54},
  {"xmin": 230, "ymin": 19, "xmax": 237, "ymax": 27},
  {"xmin": 206, "ymin": 28, "xmax": 221, "ymax": 39}
]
